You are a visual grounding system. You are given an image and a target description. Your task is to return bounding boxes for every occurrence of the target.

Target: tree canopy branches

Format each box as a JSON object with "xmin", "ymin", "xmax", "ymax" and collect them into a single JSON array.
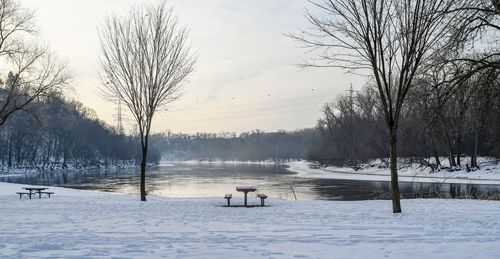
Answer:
[{"xmin": 0, "ymin": 0, "xmax": 70, "ymax": 127}]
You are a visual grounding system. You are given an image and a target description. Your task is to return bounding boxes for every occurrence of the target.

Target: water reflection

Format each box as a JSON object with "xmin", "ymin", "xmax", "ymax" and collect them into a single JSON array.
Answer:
[{"xmin": 1, "ymin": 164, "xmax": 500, "ymax": 201}]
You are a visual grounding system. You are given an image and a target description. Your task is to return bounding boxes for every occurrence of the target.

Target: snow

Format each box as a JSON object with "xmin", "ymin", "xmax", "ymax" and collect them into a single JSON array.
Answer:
[
  {"xmin": 287, "ymin": 159, "xmax": 500, "ymax": 185},
  {"xmin": 1, "ymin": 182, "xmax": 500, "ymax": 258},
  {"xmin": 0, "ymin": 161, "xmax": 141, "ymax": 177}
]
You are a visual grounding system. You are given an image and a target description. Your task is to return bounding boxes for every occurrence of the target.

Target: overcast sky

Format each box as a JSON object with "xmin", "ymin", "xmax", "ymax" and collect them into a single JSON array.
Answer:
[{"xmin": 21, "ymin": 0, "xmax": 364, "ymax": 134}]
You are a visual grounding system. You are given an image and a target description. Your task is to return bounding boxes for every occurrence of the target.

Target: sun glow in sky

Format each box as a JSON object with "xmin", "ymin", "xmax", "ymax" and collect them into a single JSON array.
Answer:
[{"xmin": 21, "ymin": 0, "xmax": 364, "ymax": 134}]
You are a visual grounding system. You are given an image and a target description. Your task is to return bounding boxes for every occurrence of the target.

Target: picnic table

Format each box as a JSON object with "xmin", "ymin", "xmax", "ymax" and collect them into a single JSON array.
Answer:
[
  {"xmin": 17, "ymin": 187, "xmax": 53, "ymax": 199},
  {"xmin": 236, "ymin": 186, "xmax": 257, "ymax": 207}
]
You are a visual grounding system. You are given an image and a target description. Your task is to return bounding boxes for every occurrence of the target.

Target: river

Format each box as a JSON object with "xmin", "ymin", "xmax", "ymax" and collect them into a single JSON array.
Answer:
[{"xmin": 1, "ymin": 163, "xmax": 500, "ymax": 200}]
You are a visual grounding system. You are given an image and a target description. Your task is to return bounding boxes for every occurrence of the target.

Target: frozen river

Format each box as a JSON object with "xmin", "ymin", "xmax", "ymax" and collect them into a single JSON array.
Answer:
[{"xmin": 2, "ymin": 163, "xmax": 500, "ymax": 200}]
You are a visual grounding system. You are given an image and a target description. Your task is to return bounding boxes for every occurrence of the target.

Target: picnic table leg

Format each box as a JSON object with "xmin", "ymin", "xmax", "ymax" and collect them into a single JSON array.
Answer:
[{"xmin": 244, "ymin": 192, "xmax": 248, "ymax": 207}]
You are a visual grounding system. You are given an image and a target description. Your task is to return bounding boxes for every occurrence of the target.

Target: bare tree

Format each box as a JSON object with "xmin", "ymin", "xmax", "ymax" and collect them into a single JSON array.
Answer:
[
  {"xmin": 467, "ymin": 68, "xmax": 499, "ymax": 168},
  {"xmin": 0, "ymin": 0, "xmax": 69, "ymax": 127},
  {"xmin": 291, "ymin": 0, "xmax": 469, "ymax": 213},
  {"xmin": 98, "ymin": 2, "xmax": 196, "ymax": 201}
]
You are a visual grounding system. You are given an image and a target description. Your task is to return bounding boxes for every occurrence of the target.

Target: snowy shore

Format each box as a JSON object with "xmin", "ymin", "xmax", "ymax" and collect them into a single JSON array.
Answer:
[
  {"xmin": 1, "ymin": 182, "xmax": 500, "ymax": 258},
  {"xmin": 0, "ymin": 161, "xmax": 141, "ymax": 176},
  {"xmin": 287, "ymin": 159, "xmax": 500, "ymax": 185}
]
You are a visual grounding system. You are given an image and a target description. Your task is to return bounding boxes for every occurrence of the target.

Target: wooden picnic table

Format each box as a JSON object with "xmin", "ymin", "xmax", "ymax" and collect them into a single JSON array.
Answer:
[
  {"xmin": 236, "ymin": 186, "xmax": 257, "ymax": 207},
  {"xmin": 23, "ymin": 187, "xmax": 49, "ymax": 199}
]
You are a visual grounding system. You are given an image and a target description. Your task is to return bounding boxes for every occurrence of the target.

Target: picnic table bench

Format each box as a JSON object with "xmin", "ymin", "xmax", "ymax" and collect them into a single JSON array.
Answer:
[
  {"xmin": 16, "ymin": 192, "xmax": 33, "ymax": 199},
  {"xmin": 257, "ymin": 193, "xmax": 268, "ymax": 206}
]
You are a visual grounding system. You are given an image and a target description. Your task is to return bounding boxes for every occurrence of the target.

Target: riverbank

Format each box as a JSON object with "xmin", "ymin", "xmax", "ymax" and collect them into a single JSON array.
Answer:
[
  {"xmin": 0, "ymin": 161, "xmax": 160, "ymax": 177},
  {"xmin": 286, "ymin": 159, "xmax": 500, "ymax": 185},
  {"xmin": 1, "ymin": 182, "xmax": 500, "ymax": 258}
]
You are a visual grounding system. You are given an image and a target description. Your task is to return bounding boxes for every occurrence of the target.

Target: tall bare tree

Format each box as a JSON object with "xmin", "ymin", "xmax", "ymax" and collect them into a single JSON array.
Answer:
[
  {"xmin": 291, "ymin": 0, "xmax": 470, "ymax": 213},
  {"xmin": 0, "ymin": 0, "xmax": 69, "ymax": 127},
  {"xmin": 98, "ymin": 2, "xmax": 196, "ymax": 201}
]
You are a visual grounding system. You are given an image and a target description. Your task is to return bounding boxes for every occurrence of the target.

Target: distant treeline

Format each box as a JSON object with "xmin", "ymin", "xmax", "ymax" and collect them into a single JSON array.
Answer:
[
  {"xmin": 0, "ymin": 94, "xmax": 163, "ymax": 170},
  {"xmin": 154, "ymin": 130, "xmax": 318, "ymax": 162},
  {"xmin": 313, "ymin": 75, "xmax": 500, "ymax": 169}
]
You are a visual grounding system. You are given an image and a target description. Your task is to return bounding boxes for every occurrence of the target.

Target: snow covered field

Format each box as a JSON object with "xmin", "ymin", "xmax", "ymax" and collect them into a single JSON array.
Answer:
[
  {"xmin": 287, "ymin": 159, "xmax": 500, "ymax": 185},
  {"xmin": 1, "ymin": 182, "xmax": 500, "ymax": 258}
]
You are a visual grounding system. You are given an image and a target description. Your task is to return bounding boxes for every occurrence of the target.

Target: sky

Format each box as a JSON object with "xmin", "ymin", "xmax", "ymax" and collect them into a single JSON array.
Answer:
[{"xmin": 21, "ymin": 0, "xmax": 365, "ymax": 134}]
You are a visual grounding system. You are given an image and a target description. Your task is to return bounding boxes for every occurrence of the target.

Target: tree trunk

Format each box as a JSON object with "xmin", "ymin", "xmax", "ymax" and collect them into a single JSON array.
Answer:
[
  {"xmin": 31, "ymin": 141, "xmax": 39, "ymax": 164},
  {"xmin": 389, "ymin": 128, "xmax": 402, "ymax": 213},
  {"xmin": 8, "ymin": 139, "xmax": 12, "ymax": 168},
  {"xmin": 140, "ymin": 147, "xmax": 148, "ymax": 202},
  {"xmin": 62, "ymin": 149, "xmax": 68, "ymax": 169},
  {"xmin": 440, "ymin": 116, "xmax": 456, "ymax": 168},
  {"xmin": 456, "ymin": 133, "xmax": 462, "ymax": 167},
  {"xmin": 139, "ymin": 129, "xmax": 151, "ymax": 202},
  {"xmin": 16, "ymin": 143, "xmax": 21, "ymax": 165},
  {"xmin": 432, "ymin": 140, "xmax": 441, "ymax": 168},
  {"xmin": 471, "ymin": 130, "xmax": 479, "ymax": 169}
]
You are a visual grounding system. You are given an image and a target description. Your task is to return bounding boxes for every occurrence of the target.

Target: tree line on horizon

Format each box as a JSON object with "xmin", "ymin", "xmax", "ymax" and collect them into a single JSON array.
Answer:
[{"xmin": 155, "ymin": 129, "xmax": 317, "ymax": 162}]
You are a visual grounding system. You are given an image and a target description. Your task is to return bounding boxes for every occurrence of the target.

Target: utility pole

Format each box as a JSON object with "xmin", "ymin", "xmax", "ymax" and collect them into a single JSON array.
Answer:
[
  {"xmin": 347, "ymin": 83, "xmax": 355, "ymax": 115},
  {"xmin": 116, "ymin": 100, "xmax": 124, "ymax": 135}
]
